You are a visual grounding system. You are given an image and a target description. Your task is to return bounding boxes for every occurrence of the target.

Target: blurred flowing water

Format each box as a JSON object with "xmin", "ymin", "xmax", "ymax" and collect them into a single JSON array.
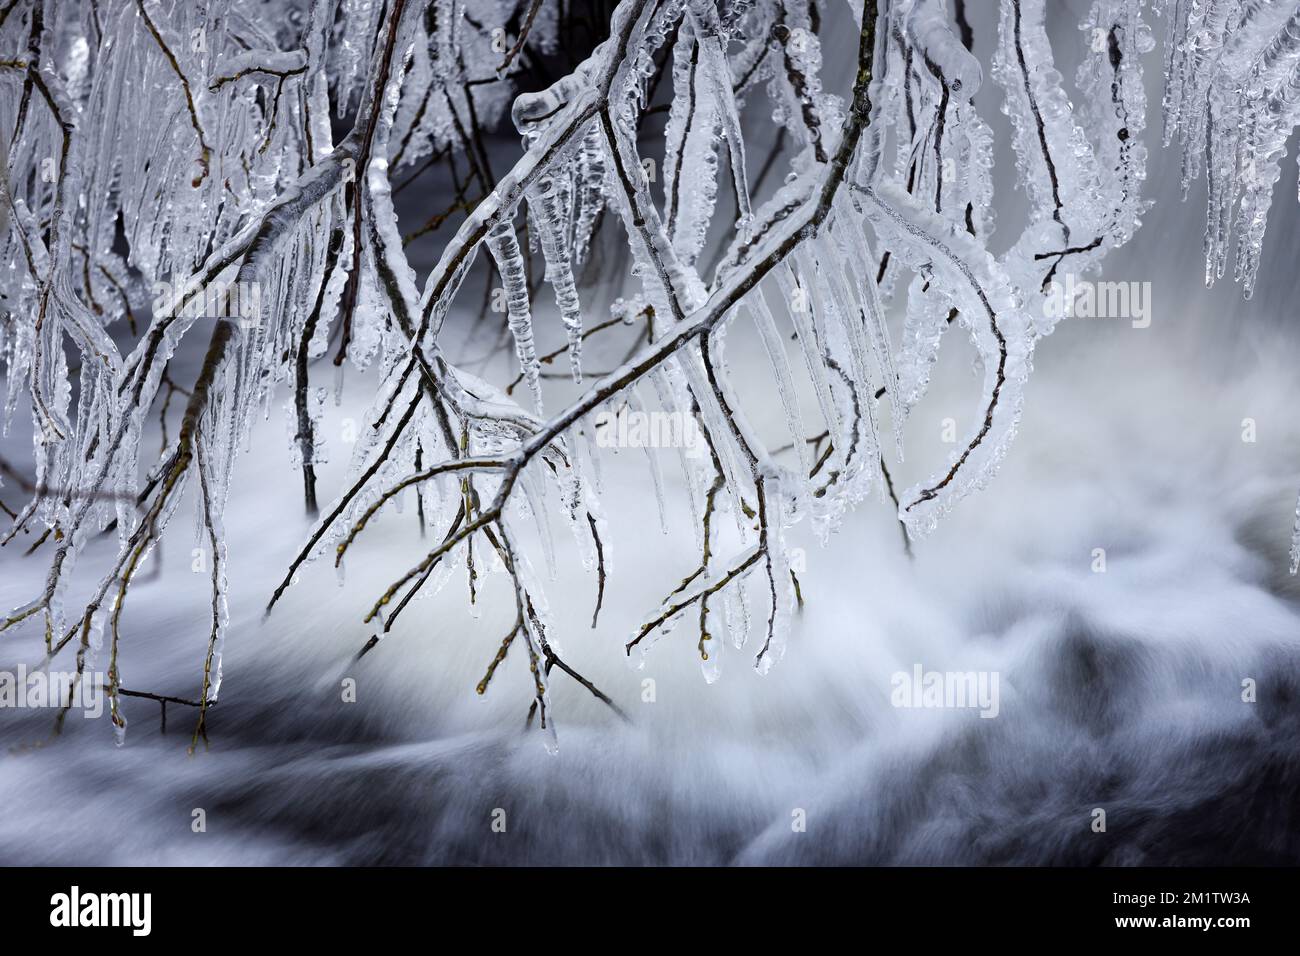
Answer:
[{"xmin": 3, "ymin": 3, "xmax": 1300, "ymax": 864}]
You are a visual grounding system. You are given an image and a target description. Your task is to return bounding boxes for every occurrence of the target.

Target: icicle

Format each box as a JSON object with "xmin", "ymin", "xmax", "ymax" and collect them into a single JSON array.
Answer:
[
  {"xmin": 805, "ymin": 237, "xmax": 883, "ymax": 480},
  {"xmin": 748, "ymin": 288, "xmax": 811, "ymax": 478},
  {"xmin": 519, "ymin": 461, "xmax": 558, "ymax": 580},
  {"xmin": 686, "ymin": 0, "xmax": 752, "ymax": 230},
  {"xmin": 722, "ymin": 573, "xmax": 751, "ymax": 650},
  {"xmin": 831, "ymin": 200, "xmax": 904, "ymax": 454},
  {"xmin": 527, "ymin": 174, "xmax": 585, "ymax": 382},
  {"xmin": 776, "ymin": 262, "xmax": 842, "ymax": 448},
  {"xmin": 572, "ymin": 123, "xmax": 609, "ymax": 267},
  {"xmin": 485, "ymin": 217, "xmax": 543, "ymax": 411},
  {"xmin": 662, "ymin": 20, "xmax": 723, "ymax": 267}
]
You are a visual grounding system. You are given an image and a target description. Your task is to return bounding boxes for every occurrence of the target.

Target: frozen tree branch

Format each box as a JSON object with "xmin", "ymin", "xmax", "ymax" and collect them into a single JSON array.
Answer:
[{"xmin": 7, "ymin": 0, "xmax": 1300, "ymax": 750}]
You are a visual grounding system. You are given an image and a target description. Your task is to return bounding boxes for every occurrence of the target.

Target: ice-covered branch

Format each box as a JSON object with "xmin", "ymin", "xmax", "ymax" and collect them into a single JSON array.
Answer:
[{"xmin": 11, "ymin": 0, "xmax": 1298, "ymax": 751}]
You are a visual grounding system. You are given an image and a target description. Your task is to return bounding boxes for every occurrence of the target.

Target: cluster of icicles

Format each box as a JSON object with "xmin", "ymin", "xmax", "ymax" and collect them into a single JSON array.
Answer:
[
  {"xmin": 1157, "ymin": 0, "xmax": 1300, "ymax": 572},
  {"xmin": 4, "ymin": 0, "xmax": 1300, "ymax": 747}
]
